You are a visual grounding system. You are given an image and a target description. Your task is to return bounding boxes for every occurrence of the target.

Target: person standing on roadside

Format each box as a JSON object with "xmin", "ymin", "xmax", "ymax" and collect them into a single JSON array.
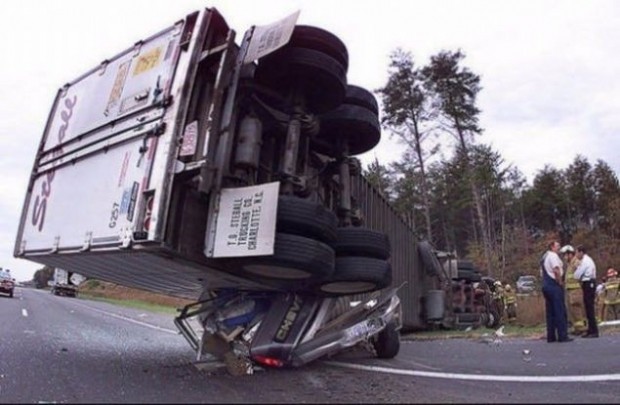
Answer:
[
  {"xmin": 503, "ymin": 284, "xmax": 517, "ymax": 323},
  {"xmin": 573, "ymin": 245, "xmax": 599, "ymax": 338},
  {"xmin": 560, "ymin": 245, "xmax": 586, "ymax": 335},
  {"xmin": 541, "ymin": 241, "xmax": 572, "ymax": 343},
  {"xmin": 601, "ymin": 268, "xmax": 620, "ymax": 321}
]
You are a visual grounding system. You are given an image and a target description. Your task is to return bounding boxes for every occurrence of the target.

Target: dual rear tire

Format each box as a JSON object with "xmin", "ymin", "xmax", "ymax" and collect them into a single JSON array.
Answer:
[{"xmin": 226, "ymin": 196, "xmax": 391, "ymax": 295}]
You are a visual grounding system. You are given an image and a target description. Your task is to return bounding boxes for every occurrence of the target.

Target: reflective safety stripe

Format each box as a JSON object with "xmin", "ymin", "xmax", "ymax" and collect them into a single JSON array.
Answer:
[
  {"xmin": 505, "ymin": 296, "xmax": 517, "ymax": 304},
  {"xmin": 604, "ymin": 280, "xmax": 620, "ymax": 304},
  {"xmin": 565, "ymin": 259, "xmax": 581, "ymax": 290}
]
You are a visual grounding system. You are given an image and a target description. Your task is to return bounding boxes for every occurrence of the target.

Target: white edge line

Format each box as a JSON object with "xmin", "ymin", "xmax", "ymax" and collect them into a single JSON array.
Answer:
[
  {"xmin": 71, "ymin": 301, "xmax": 177, "ymax": 334},
  {"xmin": 58, "ymin": 296, "xmax": 620, "ymax": 382},
  {"xmin": 323, "ymin": 361, "xmax": 620, "ymax": 383}
]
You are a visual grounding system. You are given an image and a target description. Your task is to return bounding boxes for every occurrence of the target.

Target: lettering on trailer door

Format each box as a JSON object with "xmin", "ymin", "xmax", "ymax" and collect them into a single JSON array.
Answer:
[{"xmin": 31, "ymin": 96, "xmax": 78, "ymax": 232}]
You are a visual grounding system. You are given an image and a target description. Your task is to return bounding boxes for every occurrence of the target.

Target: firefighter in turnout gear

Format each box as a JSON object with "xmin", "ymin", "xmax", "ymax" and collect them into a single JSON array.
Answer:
[
  {"xmin": 560, "ymin": 245, "xmax": 586, "ymax": 334},
  {"xmin": 504, "ymin": 284, "xmax": 517, "ymax": 323},
  {"xmin": 492, "ymin": 280, "xmax": 505, "ymax": 322},
  {"xmin": 602, "ymin": 268, "xmax": 620, "ymax": 321}
]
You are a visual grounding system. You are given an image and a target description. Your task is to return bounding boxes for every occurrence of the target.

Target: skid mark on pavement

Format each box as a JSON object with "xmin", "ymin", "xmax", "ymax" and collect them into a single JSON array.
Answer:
[{"xmin": 324, "ymin": 361, "xmax": 620, "ymax": 382}]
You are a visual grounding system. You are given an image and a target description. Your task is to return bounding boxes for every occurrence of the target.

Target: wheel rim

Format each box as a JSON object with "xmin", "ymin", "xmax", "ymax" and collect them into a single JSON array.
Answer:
[{"xmin": 487, "ymin": 312, "xmax": 496, "ymax": 327}]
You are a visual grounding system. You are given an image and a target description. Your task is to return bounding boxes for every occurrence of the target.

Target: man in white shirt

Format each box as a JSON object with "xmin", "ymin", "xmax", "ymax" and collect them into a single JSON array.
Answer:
[
  {"xmin": 541, "ymin": 241, "xmax": 571, "ymax": 342},
  {"xmin": 573, "ymin": 245, "xmax": 599, "ymax": 338}
]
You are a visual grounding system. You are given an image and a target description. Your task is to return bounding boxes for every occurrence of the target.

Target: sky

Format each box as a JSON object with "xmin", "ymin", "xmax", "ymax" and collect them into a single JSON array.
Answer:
[{"xmin": 1, "ymin": 0, "xmax": 619, "ymax": 281}]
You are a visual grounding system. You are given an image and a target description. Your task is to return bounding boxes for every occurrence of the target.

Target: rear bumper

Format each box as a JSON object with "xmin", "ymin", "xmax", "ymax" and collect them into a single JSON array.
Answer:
[{"xmin": 290, "ymin": 293, "xmax": 401, "ymax": 367}]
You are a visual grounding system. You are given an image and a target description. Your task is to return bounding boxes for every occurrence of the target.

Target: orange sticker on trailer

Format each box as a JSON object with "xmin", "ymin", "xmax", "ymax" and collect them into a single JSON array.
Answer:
[
  {"xmin": 133, "ymin": 47, "xmax": 163, "ymax": 76},
  {"xmin": 105, "ymin": 61, "xmax": 130, "ymax": 116}
]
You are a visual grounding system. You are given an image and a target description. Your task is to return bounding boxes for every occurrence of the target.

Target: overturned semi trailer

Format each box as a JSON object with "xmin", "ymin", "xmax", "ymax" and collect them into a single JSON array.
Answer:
[
  {"xmin": 14, "ymin": 7, "xmax": 405, "ymax": 372},
  {"xmin": 349, "ymin": 174, "xmax": 437, "ymax": 330},
  {"xmin": 350, "ymin": 174, "xmax": 499, "ymax": 331}
]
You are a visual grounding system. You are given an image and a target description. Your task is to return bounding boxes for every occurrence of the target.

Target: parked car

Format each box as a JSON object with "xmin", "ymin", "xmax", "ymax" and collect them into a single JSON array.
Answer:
[
  {"xmin": 516, "ymin": 275, "xmax": 537, "ymax": 294},
  {"xmin": 0, "ymin": 272, "xmax": 15, "ymax": 298}
]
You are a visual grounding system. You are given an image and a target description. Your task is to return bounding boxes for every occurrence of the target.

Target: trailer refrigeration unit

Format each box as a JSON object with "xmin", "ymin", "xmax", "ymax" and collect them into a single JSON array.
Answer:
[{"xmin": 14, "ymin": 6, "xmax": 496, "ymax": 374}]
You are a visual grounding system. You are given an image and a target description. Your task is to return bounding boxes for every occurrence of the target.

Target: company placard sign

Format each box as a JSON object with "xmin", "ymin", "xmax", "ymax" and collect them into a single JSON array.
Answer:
[
  {"xmin": 212, "ymin": 182, "xmax": 279, "ymax": 257},
  {"xmin": 243, "ymin": 10, "xmax": 300, "ymax": 64}
]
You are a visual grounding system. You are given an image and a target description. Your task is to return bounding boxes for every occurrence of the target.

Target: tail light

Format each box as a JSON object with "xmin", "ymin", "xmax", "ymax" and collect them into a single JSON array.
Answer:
[{"xmin": 251, "ymin": 355, "xmax": 284, "ymax": 368}]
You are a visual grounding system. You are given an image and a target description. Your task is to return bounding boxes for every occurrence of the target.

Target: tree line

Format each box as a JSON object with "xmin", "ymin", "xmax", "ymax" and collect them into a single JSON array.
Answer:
[{"xmin": 365, "ymin": 48, "xmax": 620, "ymax": 284}]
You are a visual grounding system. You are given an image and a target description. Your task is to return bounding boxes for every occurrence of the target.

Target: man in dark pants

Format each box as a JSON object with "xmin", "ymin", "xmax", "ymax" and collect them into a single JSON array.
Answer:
[
  {"xmin": 541, "ymin": 241, "xmax": 572, "ymax": 343},
  {"xmin": 574, "ymin": 245, "xmax": 599, "ymax": 338}
]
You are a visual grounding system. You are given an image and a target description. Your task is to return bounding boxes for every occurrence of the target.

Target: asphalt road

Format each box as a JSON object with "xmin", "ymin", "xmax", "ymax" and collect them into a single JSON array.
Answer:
[{"xmin": 1, "ymin": 287, "xmax": 620, "ymax": 403}]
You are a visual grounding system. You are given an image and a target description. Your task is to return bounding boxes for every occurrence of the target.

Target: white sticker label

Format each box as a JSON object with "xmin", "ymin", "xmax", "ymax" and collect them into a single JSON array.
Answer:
[
  {"xmin": 180, "ymin": 120, "xmax": 198, "ymax": 157},
  {"xmin": 70, "ymin": 273, "xmax": 86, "ymax": 286},
  {"xmin": 243, "ymin": 10, "xmax": 300, "ymax": 64},
  {"xmin": 212, "ymin": 182, "xmax": 280, "ymax": 257}
]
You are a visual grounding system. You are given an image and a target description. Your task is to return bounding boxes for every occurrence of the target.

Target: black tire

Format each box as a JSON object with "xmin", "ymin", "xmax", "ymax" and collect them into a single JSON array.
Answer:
[
  {"xmin": 373, "ymin": 323, "xmax": 400, "ymax": 359},
  {"xmin": 344, "ymin": 85, "xmax": 379, "ymax": 115},
  {"xmin": 456, "ymin": 269, "xmax": 481, "ymax": 282},
  {"xmin": 255, "ymin": 47, "xmax": 347, "ymax": 114},
  {"xmin": 486, "ymin": 307, "xmax": 501, "ymax": 328},
  {"xmin": 457, "ymin": 260, "xmax": 475, "ymax": 270},
  {"xmin": 456, "ymin": 312, "xmax": 481, "ymax": 324},
  {"xmin": 317, "ymin": 256, "xmax": 391, "ymax": 295},
  {"xmin": 287, "ymin": 26, "xmax": 349, "ymax": 71},
  {"xmin": 232, "ymin": 233, "xmax": 335, "ymax": 280},
  {"xmin": 418, "ymin": 241, "xmax": 442, "ymax": 276},
  {"xmin": 481, "ymin": 277, "xmax": 495, "ymax": 289},
  {"xmin": 332, "ymin": 227, "xmax": 390, "ymax": 260},
  {"xmin": 313, "ymin": 104, "xmax": 381, "ymax": 156},
  {"xmin": 277, "ymin": 196, "xmax": 337, "ymax": 244}
]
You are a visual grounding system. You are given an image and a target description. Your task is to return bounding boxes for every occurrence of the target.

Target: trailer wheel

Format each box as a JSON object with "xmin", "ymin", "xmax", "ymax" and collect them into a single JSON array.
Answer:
[
  {"xmin": 486, "ymin": 307, "xmax": 501, "ymax": 328},
  {"xmin": 343, "ymin": 84, "xmax": 379, "ymax": 115},
  {"xmin": 332, "ymin": 227, "xmax": 390, "ymax": 260},
  {"xmin": 418, "ymin": 241, "xmax": 443, "ymax": 276},
  {"xmin": 312, "ymin": 104, "xmax": 381, "ymax": 156},
  {"xmin": 255, "ymin": 47, "xmax": 347, "ymax": 114},
  {"xmin": 372, "ymin": 322, "xmax": 400, "ymax": 359},
  {"xmin": 277, "ymin": 196, "xmax": 338, "ymax": 244},
  {"xmin": 287, "ymin": 25, "xmax": 349, "ymax": 71},
  {"xmin": 456, "ymin": 312, "xmax": 481, "ymax": 329},
  {"xmin": 457, "ymin": 260, "xmax": 475, "ymax": 270},
  {"xmin": 317, "ymin": 256, "xmax": 391, "ymax": 295},
  {"xmin": 456, "ymin": 269, "xmax": 482, "ymax": 282},
  {"xmin": 456, "ymin": 269, "xmax": 473, "ymax": 280},
  {"xmin": 231, "ymin": 233, "xmax": 335, "ymax": 280}
]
